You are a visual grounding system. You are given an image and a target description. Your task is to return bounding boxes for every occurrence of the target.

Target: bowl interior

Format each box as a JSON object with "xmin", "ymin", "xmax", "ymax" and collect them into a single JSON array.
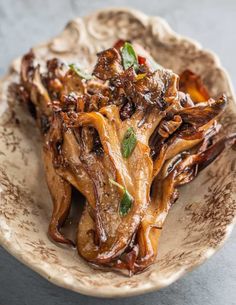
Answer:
[{"xmin": 0, "ymin": 8, "xmax": 236, "ymax": 297}]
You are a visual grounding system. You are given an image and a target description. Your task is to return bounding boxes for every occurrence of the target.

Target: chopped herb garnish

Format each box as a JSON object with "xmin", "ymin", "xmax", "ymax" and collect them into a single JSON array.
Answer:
[
  {"xmin": 109, "ymin": 178, "xmax": 124, "ymax": 190},
  {"xmin": 121, "ymin": 127, "xmax": 137, "ymax": 158},
  {"xmin": 135, "ymin": 73, "xmax": 146, "ymax": 81},
  {"xmin": 109, "ymin": 179, "xmax": 133, "ymax": 216},
  {"xmin": 121, "ymin": 42, "xmax": 139, "ymax": 72},
  {"xmin": 69, "ymin": 63, "xmax": 92, "ymax": 80},
  {"xmin": 120, "ymin": 189, "xmax": 133, "ymax": 216}
]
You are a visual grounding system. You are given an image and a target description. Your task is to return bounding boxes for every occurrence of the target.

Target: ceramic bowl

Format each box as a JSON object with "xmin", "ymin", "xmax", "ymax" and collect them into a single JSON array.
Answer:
[{"xmin": 0, "ymin": 8, "xmax": 236, "ymax": 298}]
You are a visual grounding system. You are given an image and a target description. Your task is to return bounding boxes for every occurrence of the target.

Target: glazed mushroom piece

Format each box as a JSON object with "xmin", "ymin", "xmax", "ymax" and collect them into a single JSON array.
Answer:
[{"xmin": 15, "ymin": 40, "xmax": 236, "ymax": 274}]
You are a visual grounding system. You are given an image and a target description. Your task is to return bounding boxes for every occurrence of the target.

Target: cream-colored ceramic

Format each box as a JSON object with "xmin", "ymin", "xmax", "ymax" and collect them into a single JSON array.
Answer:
[{"xmin": 0, "ymin": 8, "xmax": 236, "ymax": 298}]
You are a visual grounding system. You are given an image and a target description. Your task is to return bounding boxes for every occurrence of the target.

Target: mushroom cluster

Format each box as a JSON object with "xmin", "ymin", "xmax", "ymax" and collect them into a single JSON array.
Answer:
[{"xmin": 14, "ymin": 41, "xmax": 236, "ymax": 274}]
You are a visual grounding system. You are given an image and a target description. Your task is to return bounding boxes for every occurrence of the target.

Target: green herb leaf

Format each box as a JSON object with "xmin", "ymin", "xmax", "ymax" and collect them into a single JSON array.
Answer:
[
  {"xmin": 121, "ymin": 127, "xmax": 137, "ymax": 158},
  {"xmin": 121, "ymin": 42, "xmax": 139, "ymax": 72},
  {"xmin": 120, "ymin": 189, "xmax": 133, "ymax": 216},
  {"xmin": 69, "ymin": 63, "xmax": 92, "ymax": 80},
  {"xmin": 109, "ymin": 179, "xmax": 133, "ymax": 216}
]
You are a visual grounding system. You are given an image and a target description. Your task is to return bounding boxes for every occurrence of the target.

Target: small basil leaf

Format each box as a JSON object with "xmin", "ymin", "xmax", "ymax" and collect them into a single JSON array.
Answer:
[
  {"xmin": 120, "ymin": 189, "xmax": 133, "ymax": 216},
  {"xmin": 109, "ymin": 179, "xmax": 133, "ymax": 216},
  {"xmin": 121, "ymin": 127, "xmax": 137, "ymax": 158},
  {"xmin": 69, "ymin": 63, "xmax": 92, "ymax": 80},
  {"xmin": 121, "ymin": 42, "xmax": 139, "ymax": 72}
]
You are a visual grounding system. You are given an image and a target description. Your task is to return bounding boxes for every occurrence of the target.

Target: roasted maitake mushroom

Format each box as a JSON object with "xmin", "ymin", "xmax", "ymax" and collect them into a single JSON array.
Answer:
[{"xmin": 13, "ymin": 41, "xmax": 236, "ymax": 274}]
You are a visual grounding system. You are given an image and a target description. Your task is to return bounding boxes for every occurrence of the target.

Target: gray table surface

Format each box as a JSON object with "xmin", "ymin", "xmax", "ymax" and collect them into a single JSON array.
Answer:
[{"xmin": 0, "ymin": 0, "xmax": 236, "ymax": 304}]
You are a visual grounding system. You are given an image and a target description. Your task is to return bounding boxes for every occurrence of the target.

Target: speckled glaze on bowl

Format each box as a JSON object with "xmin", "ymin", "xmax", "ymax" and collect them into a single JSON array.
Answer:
[{"xmin": 0, "ymin": 8, "xmax": 236, "ymax": 298}]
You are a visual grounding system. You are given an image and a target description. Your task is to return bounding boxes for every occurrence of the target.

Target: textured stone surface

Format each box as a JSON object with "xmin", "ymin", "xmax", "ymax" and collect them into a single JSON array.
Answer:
[{"xmin": 0, "ymin": 0, "xmax": 236, "ymax": 304}]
